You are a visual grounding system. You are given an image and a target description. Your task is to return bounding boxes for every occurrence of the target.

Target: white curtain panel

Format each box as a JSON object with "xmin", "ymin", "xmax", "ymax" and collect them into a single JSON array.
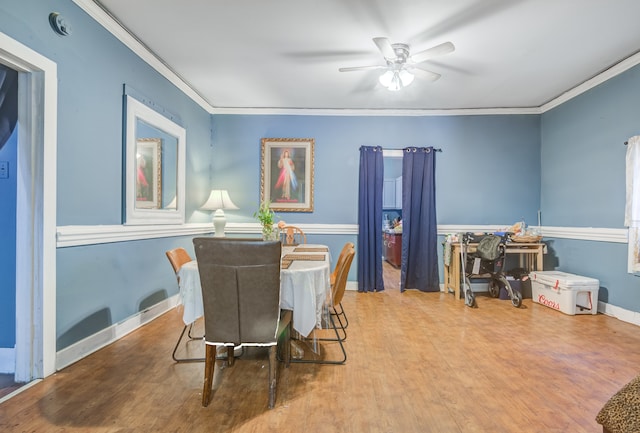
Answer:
[{"xmin": 625, "ymin": 135, "xmax": 640, "ymax": 273}]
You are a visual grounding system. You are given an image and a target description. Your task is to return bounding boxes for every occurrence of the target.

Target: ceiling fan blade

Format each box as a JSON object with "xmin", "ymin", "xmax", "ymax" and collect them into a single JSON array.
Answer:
[
  {"xmin": 339, "ymin": 65, "xmax": 386, "ymax": 72},
  {"xmin": 372, "ymin": 37, "xmax": 396, "ymax": 59},
  {"xmin": 407, "ymin": 66, "xmax": 441, "ymax": 82},
  {"xmin": 410, "ymin": 41, "xmax": 455, "ymax": 63}
]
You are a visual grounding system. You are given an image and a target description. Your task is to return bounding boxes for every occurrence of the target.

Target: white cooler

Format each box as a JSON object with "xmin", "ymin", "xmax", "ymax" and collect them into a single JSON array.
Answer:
[{"xmin": 529, "ymin": 270, "xmax": 599, "ymax": 315}]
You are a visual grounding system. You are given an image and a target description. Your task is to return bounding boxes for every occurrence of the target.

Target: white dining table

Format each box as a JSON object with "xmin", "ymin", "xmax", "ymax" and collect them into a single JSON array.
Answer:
[{"xmin": 177, "ymin": 243, "xmax": 332, "ymax": 337}]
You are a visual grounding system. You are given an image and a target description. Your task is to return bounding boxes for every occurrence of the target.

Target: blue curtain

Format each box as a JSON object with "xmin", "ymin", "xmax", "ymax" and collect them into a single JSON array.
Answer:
[
  {"xmin": 357, "ymin": 146, "xmax": 384, "ymax": 292},
  {"xmin": 400, "ymin": 147, "xmax": 439, "ymax": 292}
]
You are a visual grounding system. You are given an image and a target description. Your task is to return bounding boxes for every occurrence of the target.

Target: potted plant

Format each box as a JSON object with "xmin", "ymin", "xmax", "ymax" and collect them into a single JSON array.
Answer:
[{"xmin": 254, "ymin": 201, "xmax": 278, "ymax": 241}]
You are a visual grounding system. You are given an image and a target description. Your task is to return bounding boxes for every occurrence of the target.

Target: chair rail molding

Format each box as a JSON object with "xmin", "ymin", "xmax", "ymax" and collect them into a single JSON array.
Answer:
[
  {"xmin": 56, "ymin": 223, "xmax": 360, "ymax": 247},
  {"xmin": 57, "ymin": 223, "xmax": 627, "ymax": 248},
  {"xmin": 438, "ymin": 225, "xmax": 627, "ymax": 244}
]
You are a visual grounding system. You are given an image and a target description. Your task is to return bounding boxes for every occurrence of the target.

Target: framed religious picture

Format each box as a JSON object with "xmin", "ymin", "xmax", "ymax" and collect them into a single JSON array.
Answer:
[
  {"xmin": 135, "ymin": 138, "xmax": 162, "ymax": 209},
  {"xmin": 260, "ymin": 138, "xmax": 314, "ymax": 212}
]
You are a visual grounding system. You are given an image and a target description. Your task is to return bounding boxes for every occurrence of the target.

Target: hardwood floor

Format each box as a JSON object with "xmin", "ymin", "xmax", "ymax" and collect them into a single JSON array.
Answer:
[
  {"xmin": 1, "ymin": 264, "xmax": 639, "ymax": 432},
  {"xmin": 0, "ymin": 374, "xmax": 22, "ymax": 400}
]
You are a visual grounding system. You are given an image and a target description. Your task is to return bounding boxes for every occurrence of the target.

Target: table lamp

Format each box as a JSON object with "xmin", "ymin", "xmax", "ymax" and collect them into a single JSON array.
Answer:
[{"xmin": 200, "ymin": 189, "xmax": 239, "ymax": 237}]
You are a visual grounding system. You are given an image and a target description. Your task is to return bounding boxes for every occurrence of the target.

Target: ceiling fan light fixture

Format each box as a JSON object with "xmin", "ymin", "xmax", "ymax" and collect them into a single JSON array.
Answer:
[
  {"xmin": 388, "ymin": 72, "xmax": 402, "ymax": 91},
  {"xmin": 399, "ymin": 70, "xmax": 414, "ymax": 87},
  {"xmin": 379, "ymin": 69, "xmax": 414, "ymax": 91},
  {"xmin": 378, "ymin": 70, "xmax": 394, "ymax": 88}
]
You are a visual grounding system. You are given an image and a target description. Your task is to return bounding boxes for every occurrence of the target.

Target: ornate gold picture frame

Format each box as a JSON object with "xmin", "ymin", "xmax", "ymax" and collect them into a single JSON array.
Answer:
[{"xmin": 260, "ymin": 138, "xmax": 314, "ymax": 212}]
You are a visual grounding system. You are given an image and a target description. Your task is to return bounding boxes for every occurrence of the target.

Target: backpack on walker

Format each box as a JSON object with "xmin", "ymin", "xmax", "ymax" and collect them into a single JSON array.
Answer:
[{"xmin": 459, "ymin": 233, "xmax": 522, "ymax": 308}]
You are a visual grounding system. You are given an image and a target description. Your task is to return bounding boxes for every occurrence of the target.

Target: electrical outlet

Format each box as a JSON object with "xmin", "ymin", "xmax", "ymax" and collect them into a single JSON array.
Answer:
[{"xmin": 0, "ymin": 161, "xmax": 8, "ymax": 179}]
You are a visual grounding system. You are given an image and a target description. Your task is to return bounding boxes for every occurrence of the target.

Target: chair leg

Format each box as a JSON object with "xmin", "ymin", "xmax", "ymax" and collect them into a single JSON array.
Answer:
[
  {"xmin": 227, "ymin": 346, "xmax": 235, "ymax": 367},
  {"xmin": 283, "ymin": 322, "xmax": 291, "ymax": 368},
  {"xmin": 201, "ymin": 344, "xmax": 216, "ymax": 407},
  {"xmin": 290, "ymin": 313, "xmax": 347, "ymax": 365},
  {"xmin": 172, "ymin": 323, "xmax": 205, "ymax": 363},
  {"xmin": 276, "ymin": 310, "xmax": 292, "ymax": 367},
  {"xmin": 268, "ymin": 345, "xmax": 277, "ymax": 409},
  {"xmin": 336, "ymin": 302, "xmax": 349, "ymax": 328},
  {"xmin": 187, "ymin": 323, "xmax": 204, "ymax": 339},
  {"xmin": 317, "ymin": 306, "xmax": 347, "ymax": 342}
]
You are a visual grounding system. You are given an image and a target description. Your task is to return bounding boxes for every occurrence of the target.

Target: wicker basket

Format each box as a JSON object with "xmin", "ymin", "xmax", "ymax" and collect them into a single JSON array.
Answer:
[{"xmin": 511, "ymin": 235, "xmax": 542, "ymax": 243}]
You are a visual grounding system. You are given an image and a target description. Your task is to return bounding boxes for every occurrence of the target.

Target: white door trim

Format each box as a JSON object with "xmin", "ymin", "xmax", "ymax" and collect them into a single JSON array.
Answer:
[{"xmin": 0, "ymin": 31, "xmax": 57, "ymax": 380}]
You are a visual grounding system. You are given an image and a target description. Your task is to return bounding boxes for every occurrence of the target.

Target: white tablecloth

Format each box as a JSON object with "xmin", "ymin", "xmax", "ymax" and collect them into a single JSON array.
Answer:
[{"xmin": 177, "ymin": 244, "xmax": 331, "ymax": 337}]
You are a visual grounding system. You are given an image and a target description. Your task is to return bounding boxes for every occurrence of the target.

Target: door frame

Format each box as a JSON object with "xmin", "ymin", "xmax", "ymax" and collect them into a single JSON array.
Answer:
[{"xmin": 0, "ymin": 31, "xmax": 57, "ymax": 381}]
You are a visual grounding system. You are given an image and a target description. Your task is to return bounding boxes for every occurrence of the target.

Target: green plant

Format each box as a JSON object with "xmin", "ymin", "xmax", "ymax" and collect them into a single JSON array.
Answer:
[{"xmin": 254, "ymin": 201, "xmax": 275, "ymax": 228}]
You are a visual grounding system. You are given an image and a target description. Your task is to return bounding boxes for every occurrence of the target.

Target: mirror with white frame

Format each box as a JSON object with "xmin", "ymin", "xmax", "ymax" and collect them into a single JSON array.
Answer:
[{"xmin": 125, "ymin": 95, "xmax": 186, "ymax": 225}]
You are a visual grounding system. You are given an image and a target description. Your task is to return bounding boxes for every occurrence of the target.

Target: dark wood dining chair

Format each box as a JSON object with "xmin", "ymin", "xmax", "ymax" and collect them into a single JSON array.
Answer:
[
  {"xmin": 193, "ymin": 237, "xmax": 291, "ymax": 409},
  {"xmin": 165, "ymin": 247, "xmax": 204, "ymax": 363},
  {"xmin": 280, "ymin": 225, "xmax": 306, "ymax": 246}
]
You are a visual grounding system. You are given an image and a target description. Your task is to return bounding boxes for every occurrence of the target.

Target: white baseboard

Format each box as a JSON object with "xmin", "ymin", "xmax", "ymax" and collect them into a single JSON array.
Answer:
[
  {"xmin": 598, "ymin": 301, "xmax": 640, "ymax": 327},
  {"xmin": 0, "ymin": 347, "xmax": 15, "ymax": 374},
  {"xmin": 55, "ymin": 294, "xmax": 180, "ymax": 371}
]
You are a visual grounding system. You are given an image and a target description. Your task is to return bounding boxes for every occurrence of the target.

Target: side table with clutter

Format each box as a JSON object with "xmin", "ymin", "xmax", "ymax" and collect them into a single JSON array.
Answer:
[{"xmin": 442, "ymin": 221, "xmax": 545, "ymax": 301}]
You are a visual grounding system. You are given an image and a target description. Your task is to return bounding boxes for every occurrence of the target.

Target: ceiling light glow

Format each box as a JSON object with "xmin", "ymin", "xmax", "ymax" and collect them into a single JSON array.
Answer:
[{"xmin": 379, "ymin": 69, "xmax": 414, "ymax": 91}]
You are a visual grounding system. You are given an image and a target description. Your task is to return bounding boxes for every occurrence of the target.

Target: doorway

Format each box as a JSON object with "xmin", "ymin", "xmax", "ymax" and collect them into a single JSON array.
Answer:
[
  {"xmin": 382, "ymin": 152, "xmax": 403, "ymax": 269},
  {"xmin": 0, "ymin": 30, "xmax": 58, "ymax": 398},
  {"xmin": 0, "ymin": 63, "xmax": 18, "ymax": 396}
]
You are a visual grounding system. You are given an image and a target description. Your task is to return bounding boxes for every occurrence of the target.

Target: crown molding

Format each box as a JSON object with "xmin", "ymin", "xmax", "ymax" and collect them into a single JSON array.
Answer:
[
  {"xmin": 72, "ymin": 0, "xmax": 213, "ymax": 112},
  {"xmin": 75, "ymin": 1, "xmax": 640, "ymax": 118},
  {"xmin": 540, "ymin": 50, "xmax": 640, "ymax": 113},
  {"xmin": 209, "ymin": 106, "xmax": 542, "ymax": 116}
]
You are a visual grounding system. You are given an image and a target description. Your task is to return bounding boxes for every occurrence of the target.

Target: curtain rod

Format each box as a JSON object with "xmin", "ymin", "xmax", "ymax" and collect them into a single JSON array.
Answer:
[{"xmin": 381, "ymin": 147, "xmax": 443, "ymax": 152}]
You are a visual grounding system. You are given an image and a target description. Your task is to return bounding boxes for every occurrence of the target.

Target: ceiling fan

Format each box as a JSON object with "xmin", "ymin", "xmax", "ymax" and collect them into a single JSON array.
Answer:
[{"xmin": 339, "ymin": 37, "xmax": 455, "ymax": 91}]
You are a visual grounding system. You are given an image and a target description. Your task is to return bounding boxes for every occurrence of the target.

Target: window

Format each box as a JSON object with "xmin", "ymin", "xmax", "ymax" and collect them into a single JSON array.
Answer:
[{"xmin": 625, "ymin": 135, "xmax": 640, "ymax": 273}]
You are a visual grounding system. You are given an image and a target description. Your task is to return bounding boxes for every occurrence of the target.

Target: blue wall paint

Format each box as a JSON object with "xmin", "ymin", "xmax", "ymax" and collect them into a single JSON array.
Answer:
[
  {"xmin": 0, "ymin": 0, "xmax": 213, "ymax": 226},
  {"xmin": 0, "ymin": 127, "xmax": 17, "ymax": 348},
  {"xmin": 3, "ymin": 0, "xmax": 639, "ymax": 351},
  {"xmin": 541, "ymin": 64, "xmax": 640, "ymax": 309},
  {"xmin": 212, "ymin": 114, "xmax": 542, "ymax": 227},
  {"xmin": 56, "ymin": 236, "xmax": 194, "ymax": 350},
  {"xmin": 0, "ymin": 0, "xmax": 214, "ymax": 348},
  {"xmin": 541, "ymin": 65, "xmax": 640, "ymax": 228},
  {"xmin": 212, "ymin": 114, "xmax": 540, "ymax": 289}
]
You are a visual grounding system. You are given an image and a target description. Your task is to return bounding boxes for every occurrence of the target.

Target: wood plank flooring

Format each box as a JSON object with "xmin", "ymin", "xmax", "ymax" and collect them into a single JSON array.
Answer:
[
  {"xmin": 0, "ymin": 374, "xmax": 21, "ymax": 400},
  {"xmin": 1, "ymin": 264, "xmax": 639, "ymax": 432}
]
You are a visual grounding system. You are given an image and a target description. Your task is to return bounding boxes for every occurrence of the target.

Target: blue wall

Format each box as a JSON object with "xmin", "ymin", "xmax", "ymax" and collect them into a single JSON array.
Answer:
[
  {"xmin": 0, "ymin": 127, "xmax": 17, "ymax": 349},
  {"xmin": 0, "ymin": 0, "xmax": 214, "ymax": 350},
  {"xmin": 2, "ymin": 0, "xmax": 639, "ymax": 354},
  {"xmin": 541, "ymin": 64, "xmax": 640, "ymax": 311},
  {"xmin": 212, "ymin": 114, "xmax": 541, "ymax": 227}
]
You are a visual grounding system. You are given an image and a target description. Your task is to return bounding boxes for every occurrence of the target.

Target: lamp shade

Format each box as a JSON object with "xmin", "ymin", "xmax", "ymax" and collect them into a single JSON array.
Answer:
[
  {"xmin": 200, "ymin": 189, "xmax": 239, "ymax": 211},
  {"xmin": 379, "ymin": 69, "xmax": 414, "ymax": 91},
  {"xmin": 200, "ymin": 189, "xmax": 238, "ymax": 237}
]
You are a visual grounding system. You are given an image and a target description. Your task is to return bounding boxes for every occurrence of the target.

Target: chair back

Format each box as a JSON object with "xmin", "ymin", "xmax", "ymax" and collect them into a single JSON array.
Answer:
[
  {"xmin": 280, "ymin": 225, "xmax": 306, "ymax": 246},
  {"xmin": 332, "ymin": 246, "xmax": 355, "ymax": 306},
  {"xmin": 166, "ymin": 247, "xmax": 192, "ymax": 277},
  {"xmin": 193, "ymin": 238, "xmax": 282, "ymax": 345},
  {"xmin": 331, "ymin": 242, "xmax": 355, "ymax": 286}
]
